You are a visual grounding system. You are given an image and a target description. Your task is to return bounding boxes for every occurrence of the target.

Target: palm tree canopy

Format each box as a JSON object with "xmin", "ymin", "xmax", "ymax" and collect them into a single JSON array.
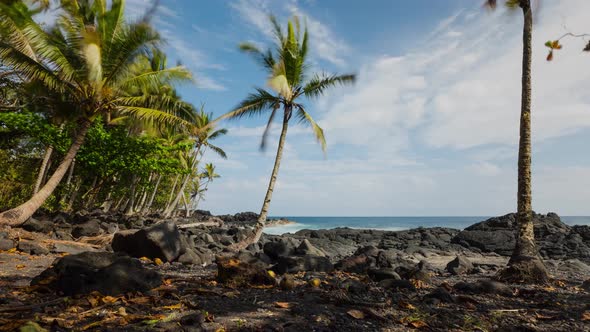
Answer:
[
  {"xmin": 218, "ymin": 15, "xmax": 355, "ymax": 153},
  {"xmin": 0, "ymin": 0, "xmax": 193, "ymax": 127}
]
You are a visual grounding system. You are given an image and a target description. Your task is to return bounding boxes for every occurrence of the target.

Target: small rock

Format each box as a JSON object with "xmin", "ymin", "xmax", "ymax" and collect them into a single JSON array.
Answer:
[
  {"xmin": 21, "ymin": 217, "xmax": 52, "ymax": 233},
  {"xmin": 424, "ymin": 287, "xmax": 455, "ymax": 304},
  {"xmin": 71, "ymin": 219, "xmax": 102, "ymax": 238},
  {"xmin": 179, "ymin": 311, "xmax": 205, "ymax": 326},
  {"xmin": 335, "ymin": 254, "xmax": 374, "ymax": 273},
  {"xmin": 280, "ymin": 274, "xmax": 295, "ymax": 290},
  {"xmin": 272, "ymin": 255, "xmax": 333, "ymax": 274},
  {"xmin": 340, "ymin": 279, "xmax": 368, "ymax": 294},
  {"xmin": 556, "ymin": 259, "xmax": 590, "ymax": 275},
  {"xmin": 177, "ymin": 249, "xmax": 203, "ymax": 265},
  {"xmin": 0, "ymin": 239, "xmax": 14, "ymax": 251},
  {"xmin": 296, "ymin": 239, "xmax": 326, "ymax": 257},
  {"xmin": 51, "ymin": 242, "xmax": 97, "ymax": 255},
  {"xmin": 368, "ymin": 268, "xmax": 401, "ymax": 282},
  {"xmin": 106, "ymin": 223, "xmax": 119, "ymax": 234},
  {"xmin": 454, "ymin": 280, "xmax": 513, "ymax": 297},
  {"xmin": 17, "ymin": 240, "xmax": 49, "ymax": 255},
  {"xmin": 446, "ymin": 256, "xmax": 474, "ymax": 275},
  {"xmin": 378, "ymin": 279, "xmax": 416, "ymax": 291},
  {"xmin": 263, "ymin": 238, "xmax": 300, "ymax": 259},
  {"xmin": 202, "ymin": 233, "xmax": 215, "ymax": 244},
  {"xmin": 581, "ymin": 279, "xmax": 590, "ymax": 292}
]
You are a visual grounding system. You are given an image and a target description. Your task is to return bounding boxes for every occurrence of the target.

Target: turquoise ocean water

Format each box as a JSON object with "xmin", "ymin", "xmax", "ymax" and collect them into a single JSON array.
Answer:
[{"xmin": 264, "ymin": 216, "xmax": 590, "ymax": 235}]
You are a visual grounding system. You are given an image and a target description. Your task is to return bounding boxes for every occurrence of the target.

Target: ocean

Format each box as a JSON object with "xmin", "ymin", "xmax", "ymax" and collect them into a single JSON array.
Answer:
[{"xmin": 263, "ymin": 216, "xmax": 590, "ymax": 235}]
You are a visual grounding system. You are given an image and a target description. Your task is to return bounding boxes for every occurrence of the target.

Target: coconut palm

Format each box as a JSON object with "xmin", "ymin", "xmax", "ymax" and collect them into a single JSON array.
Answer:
[
  {"xmin": 0, "ymin": 0, "xmax": 192, "ymax": 226},
  {"xmin": 191, "ymin": 162, "xmax": 219, "ymax": 210},
  {"xmin": 485, "ymin": 0, "xmax": 549, "ymax": 282},
  {"xmin": 219, "ymin": 15, "xmax": 355, "ymax": 249},
  {"xmin": 163, "ymin": 109, "xmax": 227, "ymax": 217}
]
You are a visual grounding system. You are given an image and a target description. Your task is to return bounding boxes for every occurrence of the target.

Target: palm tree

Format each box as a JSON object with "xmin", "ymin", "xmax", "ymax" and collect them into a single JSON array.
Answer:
[
  {"xmin": 163, "ymin": 109, "xmax": 227, "ymax": 217},
  {"xmin": 0, "ymin": 0, "xmax": 192, "ymax": 226},
  {"xmin": 485, "ymin": 0, "xmax": 549, "ymax": 283},
  {"xmin": 191, "ymin": 162, "xmax": 219, "ymax": 211},
  {"xmin": 219, "ymin": 16, "xmax": 355, "ymax": 250}
]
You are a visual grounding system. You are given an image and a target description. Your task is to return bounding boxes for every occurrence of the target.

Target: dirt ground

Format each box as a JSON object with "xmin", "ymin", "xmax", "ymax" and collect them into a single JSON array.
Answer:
[{"xmin": 1, "ymin": 247, "xmax": 590, "ymax": 332}]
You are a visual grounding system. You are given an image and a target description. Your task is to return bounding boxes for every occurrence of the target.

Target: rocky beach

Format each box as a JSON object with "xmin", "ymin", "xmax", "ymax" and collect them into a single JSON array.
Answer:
[{"xmin": 0, "ymin": 211, "xmax": 589, "ymax": 331}]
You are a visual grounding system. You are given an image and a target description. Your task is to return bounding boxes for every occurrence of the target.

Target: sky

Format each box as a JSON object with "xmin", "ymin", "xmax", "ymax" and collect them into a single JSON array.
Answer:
[{"xmin": 119, "ymin": 0, "xmax": 590, "ymax": 216}]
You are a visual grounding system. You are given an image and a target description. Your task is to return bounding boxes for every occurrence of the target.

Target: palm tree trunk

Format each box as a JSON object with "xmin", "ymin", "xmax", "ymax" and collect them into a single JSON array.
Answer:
[
  {"xmin": 125, "ymin": 175, "xmax": 138, "ymax": 215},
  {"xmin": 499, "ymin": 0, "xmax": 549, "ymax": 283},
  {"xmin": 514, "ymin": 0, "xmax": 535, "ymax": 259},
  {"xmin": 33, "ymin": 145, "xmax": 53, "ymax": 194},
  {"xmin": 164, "ymin": 174, "xmax": 189, "ymax": 217},
  {"xmin": 144, "ymin": 173, "xmax": 162, "ymax": 214},
  {"xmin": 258, "ymin": 108, "xmax": 290, "ymax": 223},
  {"xmin": 228, "ymin": 108, "xmax": 291, "ymax": 252},
  {"xmin": 0, "ymin": 119, "xmax": 92, "ymax": 226},
  {"xmin": 164, "ymin": 174, "xmax": 180, "ymax": 212},
  {"xmin": 182, "ymin": 192, "xmax": 190, "ymax": 217}
]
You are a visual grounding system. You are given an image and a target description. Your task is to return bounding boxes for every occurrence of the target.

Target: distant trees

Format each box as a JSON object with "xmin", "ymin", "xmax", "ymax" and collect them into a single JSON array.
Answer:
[{"xmin": 219, "ymin": 15, "xmax": 355, "ymax": 250}]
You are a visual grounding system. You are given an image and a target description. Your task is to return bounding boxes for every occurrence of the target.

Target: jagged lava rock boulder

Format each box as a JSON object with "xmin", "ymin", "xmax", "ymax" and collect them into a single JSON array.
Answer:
[
  {"xmin": 21, "ymin": 217, "xmax": 53, "ymax": 233},
  {"xmin": 112, "ymin": 221, "xmax": 181, "ymax": 262},
  {"xmin": 446, "ymin": 256, "xmax": 474, "ymax": 275},
  {"xmin": 452, "ymin": 212, "xmax": 590, "ymax": 263},
  {"xmin": 71, "ymin": 219, "xmax": 103, "ymax": 238},
  {"xmin": 32, "ymin": 252, "xmax": 162, "ymax": 296}
]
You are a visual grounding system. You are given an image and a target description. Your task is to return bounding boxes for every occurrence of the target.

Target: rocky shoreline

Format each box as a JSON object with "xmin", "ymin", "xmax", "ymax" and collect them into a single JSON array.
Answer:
[{"xmin": 1, "ymin": 211, "xmax": 589, "ymax": 331}]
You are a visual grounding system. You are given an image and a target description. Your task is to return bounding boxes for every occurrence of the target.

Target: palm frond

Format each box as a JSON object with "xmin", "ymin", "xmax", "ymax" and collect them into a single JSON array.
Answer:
[
  {"xmin": 269, "ymin": 15, "xmax": 285, "ymax": 46},
  {"xmin": 208, "ymin": 128, "xmax": 228, "ymax": 140},
  {"xmin": 216, "ymin": 88, "xmax": 279, "ymax": 122},
  {"xmin": 207, "ymin": 143, "xmax": 227, "ymax": 159},
  {"xmin": 260, "ymin": 104, "xmax": 279, "ymax": 151},
  {"xmin": 118, "ymin": 66, "xmax": 193, "ymax": 91},
  {"xmin": 102, "ymin": 22, "xmax": 161, "ymax": 86},
  {"xmin": 302, "ymin": 73, "xmax": 355, "ymax": 99},
  {"xmin": 295, "ymin": 105, "xmax": 327, "ymax": 154},
  {"xmin": 0, "ymin": 42, "xmax": 72, "ymax": 93},
  {"xmin": 239, "ymin": 42, "xmax": 275, "ymax": 71},
  {"xmin": 116, "ymin": 105, "xmax": 193, "ymax": 128}
]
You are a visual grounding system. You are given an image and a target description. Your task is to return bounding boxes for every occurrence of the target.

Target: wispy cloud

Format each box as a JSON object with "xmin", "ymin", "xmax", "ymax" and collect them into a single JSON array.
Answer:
[
  {"xmin": 204, "ymin": 0, "xmax": 590, "ymax": 216},
  {"xmin": 230, "ymin": 0, "xmax": 351, "ymax": 67},
  {"xmin": 125, "ymin": 0, "xmax": 227, "ymax": 91}
]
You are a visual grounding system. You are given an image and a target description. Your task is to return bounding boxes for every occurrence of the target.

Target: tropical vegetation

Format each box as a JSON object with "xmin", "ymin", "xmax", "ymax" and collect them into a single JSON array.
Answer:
[{"xmin": 0, "ymin": 0, "xmax": 224, "ymax": 224}]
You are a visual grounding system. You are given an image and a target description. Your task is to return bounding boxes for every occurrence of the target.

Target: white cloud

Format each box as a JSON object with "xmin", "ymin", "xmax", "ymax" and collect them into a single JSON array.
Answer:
[
  {"xmin": 230, "ymin": 0, "xmax": 350, "ymax": 67},
  {"xmin": 201, "ymin": 1, "xmax": 590, "ymax": 216}
]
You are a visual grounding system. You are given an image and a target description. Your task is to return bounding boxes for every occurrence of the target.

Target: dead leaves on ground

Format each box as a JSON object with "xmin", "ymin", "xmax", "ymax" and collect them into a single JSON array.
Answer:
[
  {"xmin": 399, "ymin": 315, "xmax": 429, "ymax": 329},
  {"xmin": 274, "ymin": 302, "xmax": 291, "ymax": 309},
  {"xmin": 346, "ymin": 309, "xmax": 366, "ymax": 319}
]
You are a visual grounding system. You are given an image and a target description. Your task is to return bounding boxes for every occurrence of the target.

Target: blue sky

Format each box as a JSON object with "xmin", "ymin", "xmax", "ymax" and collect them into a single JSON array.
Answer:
[{"xmin": 121, "ymin": 0, "xmax": 590, "ymax": 216}]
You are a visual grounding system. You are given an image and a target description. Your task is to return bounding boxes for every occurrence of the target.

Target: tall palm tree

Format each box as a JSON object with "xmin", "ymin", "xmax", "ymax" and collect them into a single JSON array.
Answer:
[
  {"xmin": 0, "ymin": 0, "xmax": 192, "ymax": 226},
  {"xmin": 486, "ymin": 0, "xmax": 549, "ymax": 283},
  {"xmin": 220, "ymin": 16, "xmax": 355, "ymax": 250}
]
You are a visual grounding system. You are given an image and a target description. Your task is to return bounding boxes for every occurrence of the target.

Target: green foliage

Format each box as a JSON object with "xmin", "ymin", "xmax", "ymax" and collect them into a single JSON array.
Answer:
[
  {"xmin": 0, "ymin": 112, "xmax": 69, "ymax": 150},
  {"xmin": 219, "ymin": 15, "xmax": 355, "ymax": 152}
]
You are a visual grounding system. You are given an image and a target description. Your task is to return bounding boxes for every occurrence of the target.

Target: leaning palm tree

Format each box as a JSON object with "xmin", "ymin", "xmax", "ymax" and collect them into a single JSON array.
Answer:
[
  {"xmin": 485, "ymin": 0, "xmax": 549, "ymax": 283},
  {"xmin": 220, "ymin": 16, "xmax": 355, "ymax": 250},
  {"xmin": 0, "ymin": 0, "xmax": 192, "ymax": 226}
]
